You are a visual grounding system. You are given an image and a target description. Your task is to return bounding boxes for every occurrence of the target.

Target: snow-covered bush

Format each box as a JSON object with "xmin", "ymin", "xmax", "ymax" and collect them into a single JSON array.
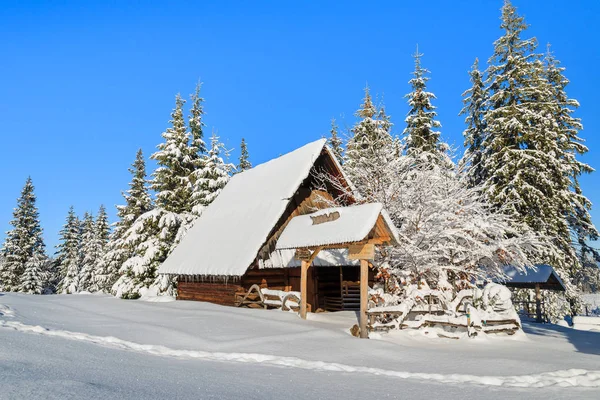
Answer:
[{"xmin": 320, "ymin": 148, "xmax": 542, "ymax": 302}]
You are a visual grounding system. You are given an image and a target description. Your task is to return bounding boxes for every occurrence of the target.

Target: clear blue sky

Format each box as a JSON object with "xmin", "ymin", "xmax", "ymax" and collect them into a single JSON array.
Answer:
[{"xmin": 0, "ymin": 0, "xmax": 598, "ymax": 251}]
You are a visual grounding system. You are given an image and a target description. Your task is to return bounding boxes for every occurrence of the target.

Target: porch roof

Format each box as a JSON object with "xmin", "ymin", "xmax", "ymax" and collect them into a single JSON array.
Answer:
[{"xmin": 275, "ymin": 203, "xmax": 399, "ymax": 250}]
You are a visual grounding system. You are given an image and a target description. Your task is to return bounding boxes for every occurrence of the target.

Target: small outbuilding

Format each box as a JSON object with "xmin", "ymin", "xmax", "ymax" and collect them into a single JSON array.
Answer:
[{"xmin": 497, "ymin": 264, "xmax": 566, "ymax": 322}]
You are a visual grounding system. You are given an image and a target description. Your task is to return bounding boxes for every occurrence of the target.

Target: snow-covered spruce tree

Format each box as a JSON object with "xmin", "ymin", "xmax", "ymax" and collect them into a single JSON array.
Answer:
[
  {"xmin": 19, "ymin": 251, "xmax": 48, "ymax": 294},
  {"xmin": 189, "ymin": 82, "xmax": 207, "ymax": 158},
  {"xmin": 188, "ymin": 82, "xmax": 209, "ymax": 214},
  {"xmin": 459, "ymin": 58, "xmax": 488, "ymax": 187},
  {"xmin": 114, "ymin": 93, "xmax": 209, "ymax": 299},
  {"xmin": 93, "ymin": 150, "xmax": 153, "ymax": 293},
  {"xmin": 237, "ymin": 138, "xmax": 252, "ymax": 172},
  {"xmin": 151, "ymin": 94, "xmax": 197, "ymax": 214},
  {"xmin": 0, "ymin": 177, "xmax": 46, "ymax": 292},
  {"xmin": 403, "ymin": 48, "xmax": 450, "ymax": 167},
  {"xmin": 95, "ymin": 205, "xmax": 110, "ymax": 247},
  {"xmin": 56, "ymin": 207, "xmax": 82, "ymax": 294},
  {"xmin": 88, "ymin": 205, "xmax": 110, "ymax": 292},
  {"xmin": 193, "ymin": 132, "xmax": 234, "ymax": 207},
  {"xmin": 79, "ymin": 212, "xmax": 104, "ymax": 292},
  {"xmin": 327, "ymin": 118, "xmax": 344, "ymax": 165},
  {"xmin": 344, "ymin": 86, "xmax": 396, "ymax": 200},
  {"xmin": 481, "ymin": 1, "xmax": 596, "ymax": 318},
  {"xmin": 115, "ymin": 149, "xmax": 153, "ymax": 235}
]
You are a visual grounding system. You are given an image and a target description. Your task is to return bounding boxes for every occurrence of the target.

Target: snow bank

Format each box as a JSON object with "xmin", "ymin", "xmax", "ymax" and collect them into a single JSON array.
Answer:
[
  {"xmin": 0, "ymin": 304, "xmax": 15, "ymax": 317},
  {"xmin": 1, "ymin": 319, "xmax": 599, "ymax": 388}
]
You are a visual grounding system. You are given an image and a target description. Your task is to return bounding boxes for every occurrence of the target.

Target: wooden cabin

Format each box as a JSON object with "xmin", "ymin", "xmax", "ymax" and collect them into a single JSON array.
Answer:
[{"xmin": 158, "ymin": 139, "xmax": 375, "ymax": 312}]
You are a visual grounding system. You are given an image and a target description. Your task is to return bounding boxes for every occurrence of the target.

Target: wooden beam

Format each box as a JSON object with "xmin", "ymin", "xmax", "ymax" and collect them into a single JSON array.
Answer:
[
  {"xmin": 367, "ymin": 236, "xmax": 391, "ymax": 245},
  {"xmin": 535, "ymin": 283, "xmax": 542, "ymax": 323},
  {"xmin": 348, "ymin": 243, "xmax": 374, "ymax": 260},
  {"xmin": 307, "ymin": 246, "xmax": 322, "ymax": 264},
  {"xmin": 300, "ymin": 259, "xmax": 309, "ymax": 319},
  {"xmin": 360, "ymin": 259, "xmax": 369, "ymax": 338}
]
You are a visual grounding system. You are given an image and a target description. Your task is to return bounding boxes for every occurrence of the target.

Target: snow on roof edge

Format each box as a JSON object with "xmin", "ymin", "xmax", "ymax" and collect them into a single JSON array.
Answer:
[{"xmin": 276, "ymin": 203, "xmax": 389, "ymax": 250}]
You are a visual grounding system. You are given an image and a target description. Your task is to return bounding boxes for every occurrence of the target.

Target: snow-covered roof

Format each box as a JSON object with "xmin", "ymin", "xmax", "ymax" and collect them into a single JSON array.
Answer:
[
  {"xmin": 159, "ymin": 139, "xmax": 341, "ymax": 277},
  {"xmin": 275, "ymin": 203, "xmax": 400, "ymax": 250},
  {"xmin": 498, "ymin": 265, "xmax": 566, "ymax": 291}
]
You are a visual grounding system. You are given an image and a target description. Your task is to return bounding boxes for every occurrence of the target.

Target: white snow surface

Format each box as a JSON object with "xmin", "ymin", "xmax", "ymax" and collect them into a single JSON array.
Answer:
[
  {"xmin": 276, "ymin": 203, "xmax": 399, "ymax": 250},
  {"xmin": 573, "ymin": 316, "xmax": 600, "ymax": 332},
  {"xmin": 1, "ymin": 293, "xmax": 600, "ymax": 399},
  {"xmin": 158, "ymin": 139, "xmax": 329, "ymax": 277}
]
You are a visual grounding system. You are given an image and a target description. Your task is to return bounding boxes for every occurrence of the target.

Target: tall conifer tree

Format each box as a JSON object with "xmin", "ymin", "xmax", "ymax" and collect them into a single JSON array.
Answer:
[
  {"xmin": 403, "ymin": 48, "xmax": 448, "ymax": 165},
  {"xmin": 151, "ymin": 95, "xmax": 196, "ymax": 214},
  {"xmin": 345, "ymin": 87, "xmax": 395, "ymax": 201},
  {"xmin": 78, "ymin": 212, "xmax": 98, "ymax": 291},
  {"xmin": 327, "ymin": 119, "xmax": 344, "ymax": 164},
  {"xmin": 459, "ymin": 58, "xmax": 487, "ymax": 186},
  {"xmin": 94, "ymin": 150, "xmax": 152, "ymax": 292},
  {"xmin": 480, "ymin": 0, "xmax": 597, "ymax": 316},
  {"xmin": 0, "ymin": 177, "xmax": 46, "ymax": 291},
  {"xmin": 193, "ymin": 132, "xmax": 233, "ymax": 207},
  {"xmin": 237, "ymin": 138, "xmax": 252, "ymax": 172},
  {"xmin": 56, "ymin": 207, "xmax": 82, "ymax": 294}
]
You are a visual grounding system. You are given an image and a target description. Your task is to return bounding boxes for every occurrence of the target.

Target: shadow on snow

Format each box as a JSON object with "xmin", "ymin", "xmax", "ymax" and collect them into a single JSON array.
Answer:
[{"xmin": 522, "ymin": 321, "xmax": 600, "ymax": 356}]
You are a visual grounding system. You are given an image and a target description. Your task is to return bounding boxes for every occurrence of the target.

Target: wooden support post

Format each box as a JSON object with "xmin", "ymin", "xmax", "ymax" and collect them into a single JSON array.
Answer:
[
  {"xmin": 535, "ymin": 283, "xmax": 542, "ymax": 323},
  {"xmin": 360, "ymin": 259, "xmax": 369, "ymax": 338},
  {"xmin": 300, "ymin": 260, "xmax": 309, "ymax": 319}
]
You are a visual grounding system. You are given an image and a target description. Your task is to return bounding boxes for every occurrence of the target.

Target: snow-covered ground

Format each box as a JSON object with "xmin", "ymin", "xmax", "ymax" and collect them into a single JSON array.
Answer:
[{"xmin": 1, "ymin": 293, "xmax": 599, "ymax": 399}]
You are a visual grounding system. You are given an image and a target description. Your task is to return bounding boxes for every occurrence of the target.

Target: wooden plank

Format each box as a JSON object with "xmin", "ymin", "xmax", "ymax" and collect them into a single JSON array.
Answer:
[
  {"xmin": 360, "ymin": 259, "xmax": 369, "ymax": 338},
  {"xmin": 176, "ymin": 280, "xmax": 243, "ymax": 306},
  {"xmin": 295, "ymin": 248, "xmax": 312, "ymax": 261},
  {"xmin": 349, "ymin": 243, "xmax": 375, "ymax": 261},
  {"xmin": 535, "ymin": 283, "xmax": 542, "ymax": 323}
]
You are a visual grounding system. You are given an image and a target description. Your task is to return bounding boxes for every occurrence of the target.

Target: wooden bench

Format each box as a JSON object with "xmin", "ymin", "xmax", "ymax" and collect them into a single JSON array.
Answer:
[{"xmin": 235, "ymin": 285, "xmax": 303, "ymax": 312}]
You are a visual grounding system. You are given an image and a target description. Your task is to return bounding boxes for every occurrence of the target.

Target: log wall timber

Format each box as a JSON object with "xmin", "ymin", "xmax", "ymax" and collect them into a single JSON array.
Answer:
[
  {"xmin": 177, "ymin": 281, "xmax": 243, "ymax": 305},
  {"xmin": 177, "ymin": 265, "xmax": 374, "ymax": 309}
]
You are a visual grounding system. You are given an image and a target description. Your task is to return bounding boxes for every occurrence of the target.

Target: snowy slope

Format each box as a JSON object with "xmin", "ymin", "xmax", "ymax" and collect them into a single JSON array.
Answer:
[{"xmin": 1, "ymin": 293, "xmax": 600, "ymax": 399}]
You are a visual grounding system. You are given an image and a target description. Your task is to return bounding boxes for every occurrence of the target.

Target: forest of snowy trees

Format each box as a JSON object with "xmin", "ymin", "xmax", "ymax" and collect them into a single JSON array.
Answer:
[
  {"xmin": 0, "ymin": 83, "xmax": 241, "ymax": 299},
  {"xmin": 0, "ymin": 1, "xmax": 598, "ymax": 319}
]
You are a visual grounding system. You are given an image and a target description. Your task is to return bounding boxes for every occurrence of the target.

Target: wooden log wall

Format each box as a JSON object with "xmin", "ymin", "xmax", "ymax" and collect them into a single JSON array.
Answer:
[
  {"xmin": 241, "ymin": 267, "xmax": 296, "ymax": 291},
  {"xmin": 177, "ymin": 265, "xmax": 377, "ymax": 309},
  {"xmin": 177, "ymin": 281, "xmax": 243, "ymax": 306}
]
